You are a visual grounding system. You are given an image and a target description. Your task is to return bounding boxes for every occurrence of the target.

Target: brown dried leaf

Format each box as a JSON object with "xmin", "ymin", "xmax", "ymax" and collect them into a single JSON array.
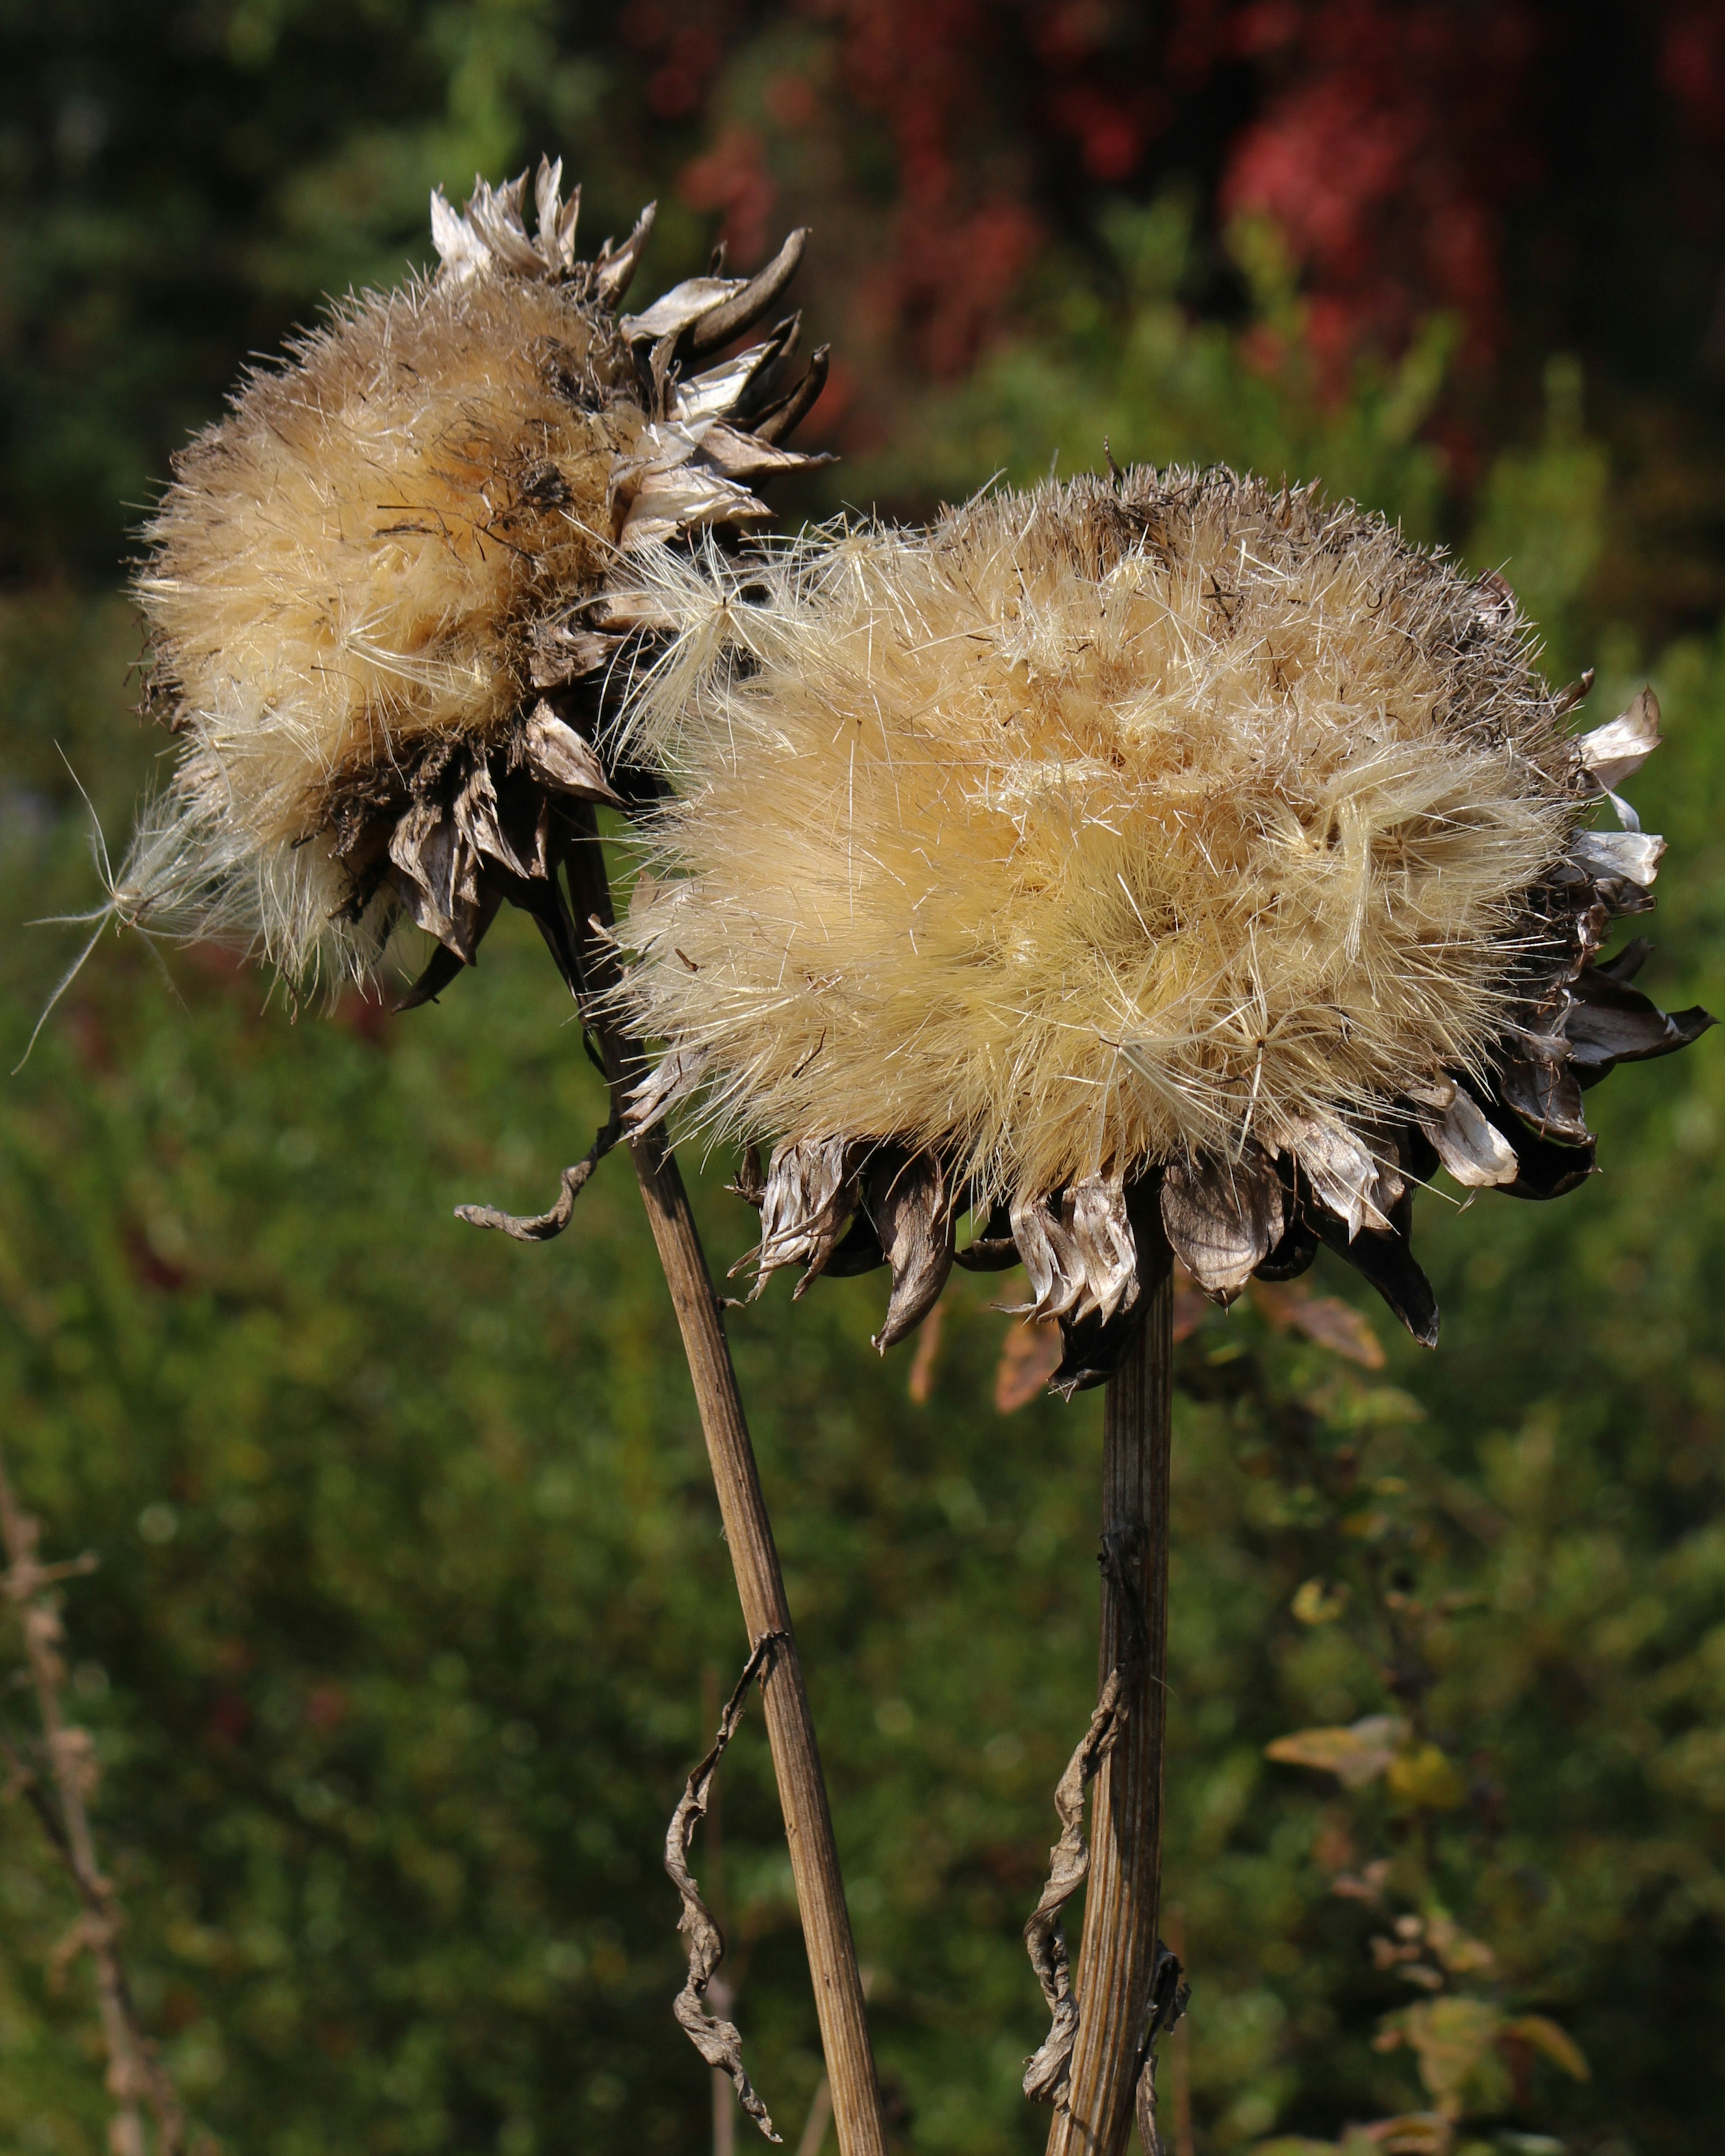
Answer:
[
  {"xmin": 907, "ymin": 1296, "xmax": 947, "ymax": 1403},
  {"xmin": 1252, "ymin": 1282, "xmax": 1386, "ymax": 1369},
  {"xmin": 664, "ymin": 1635, "xmax": 784, "ymax": 2143},
  {"xmin": 993, "ymin": 1320, "xmax": 1064, "ymax": 1413},
  {"xmin": 1022, "ymin": 1667, "xmax": 1128, "ymax": 2109},
  {"xmin": 593, "ymin": 200, "xmax": 658, "ymax": 311},
  {"xmin": 1265, "ymin": 1716, "xmax": 1407, "ymax": 1789},
  {"xmin": 455, "ymin": 1103, "xmax": 623, "ymax": 1242}
]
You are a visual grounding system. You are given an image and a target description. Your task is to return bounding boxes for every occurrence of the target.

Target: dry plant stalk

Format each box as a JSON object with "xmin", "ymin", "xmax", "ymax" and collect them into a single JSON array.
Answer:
[
  {"xmin": 562, "ymin": 822, "xmax": 886, "ymax": 2155},
  {"xmin": 1045, "ymin": 1245, "xmax": 1176, "ymax": 2156},
  {"xmin": 0, "ymin": 1441, "xmax": 186, "ymax": 2156}
]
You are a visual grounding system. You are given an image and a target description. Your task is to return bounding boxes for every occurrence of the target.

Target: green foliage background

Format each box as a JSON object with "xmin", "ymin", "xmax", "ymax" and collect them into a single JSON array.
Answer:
[{"xmin": 1, "ymin": 10, "xmax": 1722, "ymax": 2155}]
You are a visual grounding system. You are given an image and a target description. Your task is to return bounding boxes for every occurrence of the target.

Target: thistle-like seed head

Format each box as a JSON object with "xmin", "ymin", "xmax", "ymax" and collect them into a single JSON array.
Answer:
[
  {"xmin": 618, "ymin": 470, "xmax": 1714, "ymax": 1380},
  {"xmin": 115, "ymin": 160, "xmax": 829, "ymax": 998}
]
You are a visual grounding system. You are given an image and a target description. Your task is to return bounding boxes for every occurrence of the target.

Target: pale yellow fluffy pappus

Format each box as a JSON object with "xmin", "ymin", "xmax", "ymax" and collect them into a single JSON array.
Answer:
[
  {"xmin": 620, "ymin": 468, "xmax": 1579, "ymax": 1204},
  {"xmin": 128, "ymin": 271, "xmax": 638, "ymax": 985}
]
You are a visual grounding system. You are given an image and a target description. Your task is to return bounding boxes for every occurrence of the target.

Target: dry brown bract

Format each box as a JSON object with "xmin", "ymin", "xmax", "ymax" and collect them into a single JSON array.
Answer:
[
  {"xmin": 619, "ymin": 472, "xmax": 1714, "ymax": 1387},
  {"xmin": 114, "ymin": 159, "xmax": 829, "ymax": 1002}
]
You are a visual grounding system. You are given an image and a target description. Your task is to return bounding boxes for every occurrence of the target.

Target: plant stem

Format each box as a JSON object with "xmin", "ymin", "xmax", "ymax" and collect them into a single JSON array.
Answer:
[
  {"xmin": 1045, "ymin": 1226, "xmax": 1174, "ymax": 2156},
  {"xmin": 564, "ymin": 829, "xmax": 886, "ymax": 2156}
]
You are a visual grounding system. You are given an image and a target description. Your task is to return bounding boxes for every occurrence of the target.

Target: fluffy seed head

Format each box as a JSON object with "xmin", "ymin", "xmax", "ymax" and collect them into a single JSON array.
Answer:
[
  {"xmin": 115, "ymin": 163, "xmax": 827, "ymax": 993},
  {"xmin": 621, "ymin": 469, "xmax": 1581, "ymax": 1202}
]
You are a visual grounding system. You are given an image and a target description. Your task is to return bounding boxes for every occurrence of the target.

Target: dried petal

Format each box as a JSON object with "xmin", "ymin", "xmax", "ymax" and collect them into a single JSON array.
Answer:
[
  {"xmin": 1419, "ymin": 1088, "xmax": 1519, "ymax": 1188},
  {"xmin": 871, "ymin": 1153, "xmax": 956, "ymax": 1350},
  {"xmin": 1284, "ymin": 1119, "xmax": 1392, "ymax": 1240},
  {"xmin": 1570, "ymin": 829, "xmax": 1666, "ymax": 888},
  {"xmin": 673, "ymin": 340, "xmax": 790, "ymax": 425},
  {"xmin": 1008, "ymin": 1192, "xmax": 1087, "ymax": 1321},
  {"xmin": 1497, "ymin": 1042, "xmax": 1590, "ymax": 1143},
  {"xmin": 453, "ymin": 758, "xmax": 535, "ymax": 882},
  {"xmin": 526, "ymin": 622, "xmax": 619, "ymax": 688},
  {"xmin": 623, "ymin": 1047, "xmax": 709, "ymax": 1138},
  {"xmin": 1576, "ymin": 687, "xmax": 1661, "ymax": 793},
  {"xmin": 1565, "ymin": 964, "xmax": 1716, "ymax": 1077},
  {"xmin": 1067, "ymin": 1172, "xmax": 1140, "ymax": 1322},
  {"xmin": 622, "ymin": 274, "xmax": 747, "ymax": 345},
  {"xmin": 752, "ymin": 1136, "xmax": 858, "ymax": 1295},
  {"xmin": 1253, "ymin": 1206, "xmax": 1320, "ymax": 1283},
  {"xmin": 1306, "ymin": 1206, "xmax": 1440, "ymax": 1346},
  {"xmin": 531, "ymin": 156, "xmax": 579, "ymax": 275},
  {"xmin": 694, "ymin": 422, "xmax": 832, "ymax": 482},
  {"xmin": 1160, "ymin": 1150, "xmax": 1284, "ymax": 1302},
  {"xmin": 593, "ymin": 201, "xmax": 657, "ymax": 310},
  {"xmin": 620, "ymin": 467, "xmax": 769, "ymax": 548},
  {"xmin": 752, "ymin": 347, "xmax": 831, "ymax": 446},
  {"xmin": 684, "ymin": 230, "xmax": 808, "ymax": 358},
  {"xmin": 521, "ymin": 702, "xmax": 620, "ymax": 802}
]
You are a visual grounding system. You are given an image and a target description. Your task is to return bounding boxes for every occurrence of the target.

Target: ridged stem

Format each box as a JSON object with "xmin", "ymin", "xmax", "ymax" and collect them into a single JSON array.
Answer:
[
  {"xmin": 1046, "ymin": 1228, "xmax": 1174, "ymax": 2156},
  {"xmin": 566, "ymin": 828, "xmax": 886, "ymax": 2156}
]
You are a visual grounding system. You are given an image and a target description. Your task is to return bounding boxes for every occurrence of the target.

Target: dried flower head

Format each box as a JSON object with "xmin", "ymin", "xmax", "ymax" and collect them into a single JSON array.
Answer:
[
  {"xmin": 113, "ymin": 159, "xmax": 829, "ymax": 1001},
  {"xmin": 619, "ymin": 470, "xmax": 1713, "ymax": 1387}
]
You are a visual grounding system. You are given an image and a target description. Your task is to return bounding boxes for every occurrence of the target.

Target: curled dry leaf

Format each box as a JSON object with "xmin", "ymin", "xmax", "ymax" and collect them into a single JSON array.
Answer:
[
  {"xmin": 455, "ymin": 1102, "xmax": 623, "ymax": 1242},
  {"xmin": 663, "ymin": 1633, "xmax": 787, "ymax": 2144},
  {"xmin": 1022, "ymin": 1667, "xmax": 1128, "ymax": 2110}
]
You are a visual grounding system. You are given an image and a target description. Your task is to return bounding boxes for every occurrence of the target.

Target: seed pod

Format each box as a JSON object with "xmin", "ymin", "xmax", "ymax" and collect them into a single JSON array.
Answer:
[
  {"xmin": 116, "ymin": 160, "xmax": 830, "ymax": 998},
  {"xmin": 619, "ymin": 470, "xmax": 1715, "ymax": 1376}
]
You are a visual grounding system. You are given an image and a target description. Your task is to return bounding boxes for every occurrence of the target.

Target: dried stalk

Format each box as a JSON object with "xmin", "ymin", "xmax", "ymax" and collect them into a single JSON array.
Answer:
[
  {"xmin": 1045, "ymin": 1226, "xmax": 1175, "ymax": 2156},
  {"xmin": 486, "ymin": 817, "xmax": 885, "ymax": 2156},
  {"xmin": 0, "ymin": 1440, "xmax": 186, "ymax": 2156}
]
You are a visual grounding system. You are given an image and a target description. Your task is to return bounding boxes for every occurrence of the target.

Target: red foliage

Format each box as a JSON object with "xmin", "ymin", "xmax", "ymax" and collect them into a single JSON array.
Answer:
[{"xmin": 628, "ymin": 0, "xmax": 1725, "ymax": 408}]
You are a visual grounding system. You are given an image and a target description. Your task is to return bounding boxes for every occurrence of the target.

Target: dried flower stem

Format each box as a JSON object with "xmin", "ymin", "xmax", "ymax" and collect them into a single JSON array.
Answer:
[
  {"xmin": 1046, "ymin": 1227, "xmax": 1174, "ymax": 2156},
  {"xmin": 563, "ymin": 826, "xmax": 886, "ymax": 2156},
  {"xmin": 0, "ymin": 1441, "xmax": 186, "ymax": 2156}
]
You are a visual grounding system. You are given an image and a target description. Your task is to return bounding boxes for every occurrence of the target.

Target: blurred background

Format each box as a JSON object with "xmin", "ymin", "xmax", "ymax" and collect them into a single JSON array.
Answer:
[{"xmin": 2, "ymin": 4, "xmax": 1724, "ymax": 2151}]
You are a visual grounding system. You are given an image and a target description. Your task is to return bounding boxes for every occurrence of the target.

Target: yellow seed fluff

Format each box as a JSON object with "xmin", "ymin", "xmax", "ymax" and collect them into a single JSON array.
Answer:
[
  {"xmin": 620, "ymin": 470, "xmax": 1578, "ymax": 1201},
  {"xmin": 129, "ymin": 271, "xmax": 640, "ymax": 985}
]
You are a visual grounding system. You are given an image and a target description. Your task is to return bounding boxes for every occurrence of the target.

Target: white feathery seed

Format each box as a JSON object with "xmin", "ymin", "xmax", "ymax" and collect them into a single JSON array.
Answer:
[{"xmin": 619, "ymin": 471, "xmax": 1580, "ymax": 1203}]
